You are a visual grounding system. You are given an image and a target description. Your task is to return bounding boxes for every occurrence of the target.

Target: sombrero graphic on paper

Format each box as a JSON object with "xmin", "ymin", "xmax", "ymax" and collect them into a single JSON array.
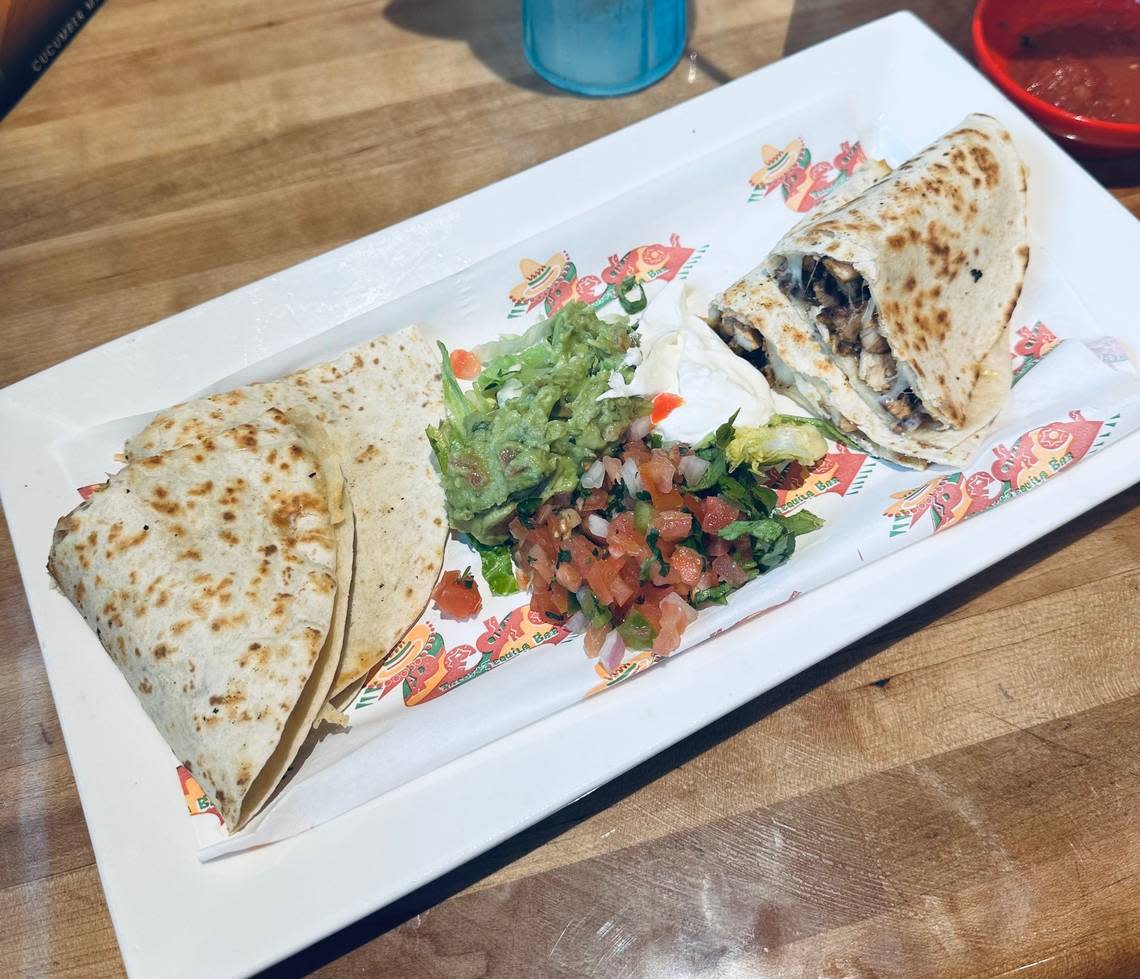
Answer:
[
  {"xmin": 507, "ymin": 235, "xmax": 705, "ymax": 318},
  {"xmin": 748, "ymin": 136, "xmax": 869, "ymax": 211}
]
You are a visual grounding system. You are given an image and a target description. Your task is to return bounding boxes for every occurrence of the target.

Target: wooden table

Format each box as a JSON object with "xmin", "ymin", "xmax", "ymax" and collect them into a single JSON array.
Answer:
[{"xmin": 2, "ymin": 1, "xmax": 1138, "ymax": 976}]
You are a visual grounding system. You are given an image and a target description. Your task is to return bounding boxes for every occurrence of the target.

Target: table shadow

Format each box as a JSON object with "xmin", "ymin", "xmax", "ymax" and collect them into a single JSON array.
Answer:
[{"xmin": 256, "ymin": 483, "xmax": 1137, "ymax": 977}]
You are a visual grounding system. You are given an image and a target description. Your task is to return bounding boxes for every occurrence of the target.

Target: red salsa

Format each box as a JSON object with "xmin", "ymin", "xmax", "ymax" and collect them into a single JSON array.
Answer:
[{"xmin": 1008, "ymin": 21, "xmax": 1140, "ymax": 124}]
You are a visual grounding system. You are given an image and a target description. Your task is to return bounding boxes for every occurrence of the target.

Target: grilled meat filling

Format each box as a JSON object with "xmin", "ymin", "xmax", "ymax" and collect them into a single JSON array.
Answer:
[{"xmin": 774, "ymin": 256, "xmax": 934, "ymax": 433}]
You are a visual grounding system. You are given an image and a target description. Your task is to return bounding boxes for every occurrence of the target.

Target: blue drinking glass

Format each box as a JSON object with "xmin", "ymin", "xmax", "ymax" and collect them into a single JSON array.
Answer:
[{"xmin": 522, "ymin": 0, "xmax": 687, "ymax": 97}]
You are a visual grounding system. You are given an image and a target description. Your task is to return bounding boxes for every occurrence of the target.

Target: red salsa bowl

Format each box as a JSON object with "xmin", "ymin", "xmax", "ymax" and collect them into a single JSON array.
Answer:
[{"xmin": 973, "ymin": 0, "xmax": 1140, "ymax": 155}]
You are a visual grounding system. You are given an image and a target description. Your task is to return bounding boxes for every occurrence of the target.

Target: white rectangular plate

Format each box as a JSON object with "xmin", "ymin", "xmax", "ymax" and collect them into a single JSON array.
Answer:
[{"xmin": 3, "ymin": 13, "xmax": 1138, "ymax": 978}]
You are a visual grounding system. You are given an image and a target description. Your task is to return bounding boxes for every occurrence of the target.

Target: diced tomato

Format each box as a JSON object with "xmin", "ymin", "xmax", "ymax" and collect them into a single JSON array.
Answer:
[
  {"xmin": 618, "ymin": 556, "xmax": 642, "ymax": 594},
  {"xmin": 610, "ymin": 570, "xmax": 636, "ymax": 607},
  {"xmin": 608, "ymin": 512, "xmax": 650, "ymax": 560},
  {"xmin": 651, "ymin": 509, "xmax": 692, "ymax": 542},
  {"xmin": 712, "ymin": 554, "xmax": 749, "ymax": 586},
  {"xmin": 529, "ymin": 585, "xmax": 558, "ymax": 622},
  {"xmin": 524, "ymin": 541, "xmax": 555, "ymax": 582},
  {"xmin": 585, "ymin": 556, "xmax": 623, "ymax": 606},
  {"xmin": 77, "ymin": 483, "xmax": 103, "ymax": 500},
  {"xmin": 652, "ymin": 593, "xmax": 698, "ymax": 655},
  {"xmin": 651, "ymin": 392, "xmax": 684, "ymax": 425},
  {"xmin": 638, "ymin": 453, "xmax": 677, "ymax": 495},
  {"xmin": 657, "ymin": 538, "xmax": 677, "ymax": 561},
  {"xmin": 622, "ymin": 439, "xmax": 652, "ymax": 463},
  {"xmin": 450, "ymin": 348, "xmax": 481, "ymax": 380},
  {"xmin": 549, "ymin": 582, "xmax": 571, "ymax": 614},
  {"xmin": 706, "ymin": 537, "xmax": 731, "ymax": 558},
  {"xmin": 698, "ymin": 496, "xmax": 740, "ymax": 534},
  {"xmin": 646, "ymin": 482, "xmax": 684, "ymax": 511},
  {"xmin": 682, "ymin": 494, "xmax": 705, "ymax": 523},
  {"xmin": 569, "ymin": 534, "xmax": 597, "ymax": 570},
  {"xmin": 580, "ymin": 489, "xmax": 609, "ymax": 512},
  {"xmin": 669, "ymin": 546, "xmax": 703, "ymax": 586},
  {"xmin": 695, "ymin": 570, "xmax": 719, "ymax": 593},
  {"xmin": 632, "ymin": 585, "xmax": 671, "ymax": 631},
  {"xmin": 555, "ymin": 561, "xmax": 583, "ymax": 593},
  {"xmin": 432, "ymin": 570, "xmax": 483, "ymax": 620}
]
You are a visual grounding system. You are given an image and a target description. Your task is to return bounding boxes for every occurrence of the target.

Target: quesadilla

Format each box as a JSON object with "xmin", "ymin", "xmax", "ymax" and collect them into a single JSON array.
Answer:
[
  {"xmin": 48, "ymin": 408, "xmax": 353, "ymax": 829},
  {"xmin": 125, "ymin": 326, "xmax": 448, "ymax": 698},
  {"xmin": 714, "ymin": 114, "xmax": 1028, "ymax": 467}
]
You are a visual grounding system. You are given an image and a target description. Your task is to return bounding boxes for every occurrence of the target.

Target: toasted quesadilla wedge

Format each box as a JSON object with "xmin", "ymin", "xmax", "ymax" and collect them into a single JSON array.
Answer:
[
  {"xmin": 714, "ymin": 114, "xmax": 1028, "ymax": 468},
  {"xmin": 49, "ymin": 408, "xmax": 353, "ymax": 830},
  {"xmin": 126, "ymin": 326, "xmax": 447, "ymax": 697}
]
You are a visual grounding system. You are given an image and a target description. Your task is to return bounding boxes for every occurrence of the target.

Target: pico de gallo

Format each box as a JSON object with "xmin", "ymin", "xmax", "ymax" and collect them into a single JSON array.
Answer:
[{"xmin": 427, "ymin": 300, "xmax": 833, "ymax": 667}]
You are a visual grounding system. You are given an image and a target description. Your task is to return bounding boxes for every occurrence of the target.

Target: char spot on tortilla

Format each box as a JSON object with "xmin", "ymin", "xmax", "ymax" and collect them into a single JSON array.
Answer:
[
  {"xmin": 220, "ymin": 530, "xmax": 239, "ymax": 546},
  {"xmin": 155, "ymin": 590, "xmax": 170, "ymax": 608},
  {"xmin": 968, "ymin": 145, "xmax": 1000, "ymax": 188},
  {"xmin": 172, "ymin": 620, "xmax": 192, "ymax": 636},
  {"xmin": 903, "ymin": 275, "xmax": 917, "ymax": 293},
  {"xmin": 139, "ymin": 679, "xmax": 153, "ymax": 694},
  {"xmin": 178, "ymin": 548, "xmax": 202, "ymax": 561},
  {"xmin": 153, "ymin": 643, "xmax": 170, "ymax": 659},
  {"xmin": 141, "ymin": 456, "xmax": 164, "ymax": 468}
]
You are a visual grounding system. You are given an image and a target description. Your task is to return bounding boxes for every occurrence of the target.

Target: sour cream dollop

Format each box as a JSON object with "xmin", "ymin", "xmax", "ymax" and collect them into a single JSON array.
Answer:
[{"xmin": 600, "ymin": 279, "xmax": 776, "ymax": 445}]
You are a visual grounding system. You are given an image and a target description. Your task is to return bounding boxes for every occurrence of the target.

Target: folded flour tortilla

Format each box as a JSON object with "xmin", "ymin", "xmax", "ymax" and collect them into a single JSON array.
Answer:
[
  {"xmin": 714, "ymin": 114, "xmax": 1029, "ymax": 467},
  {"xmin": 124, "ymin": 326, "xmax": 447, "ymax": 697},
  {"xmin": 48, "ymin": 409, "xmax": 353, "ymax": 829}
]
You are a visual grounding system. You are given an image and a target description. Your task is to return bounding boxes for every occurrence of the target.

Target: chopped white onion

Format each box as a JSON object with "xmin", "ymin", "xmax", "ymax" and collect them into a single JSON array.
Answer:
[
  {"xmin": 860, "ymin": 295, "xmax": 878, "ymax": 326},
  {"xmin": 627, "ymin": 415, "xmax": 653, "ymax": 442},
  {"xmin": 602, "ymin": 456, "xmax": 624, "ymax": 482},
  {"xmin": 678, "ymin": 454, "xmax": 710, "ymax": 486},
  {"xmin": 585, "ymin": 513, "xmax": 611, "ymax": 538},
  {"xmin": 581, "ymin": 459, "xmax": 605, "ymax": 489},
  {"xmin": 598, "ymin": 630, "xmax": 627, "ymax": 674},
  {"xmin": 565, "ymin": 611, "xmax": 589, "ymax": 635},
  {"xmin": 621, "ymin": 457, "xmax": 644, "ymax": 496}
]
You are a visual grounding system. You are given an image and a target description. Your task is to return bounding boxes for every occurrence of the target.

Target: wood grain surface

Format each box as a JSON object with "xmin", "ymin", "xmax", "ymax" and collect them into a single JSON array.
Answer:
[{"xmin": 2, "ymin": 1, "xmax": 1138, "ymax": 976}]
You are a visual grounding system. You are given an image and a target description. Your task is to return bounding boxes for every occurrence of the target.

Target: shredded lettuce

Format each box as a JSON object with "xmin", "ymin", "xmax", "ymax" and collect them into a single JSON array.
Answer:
[
  {"xmin": 473, "ymin": 541, "xmax": 521, "ymax": 596},
  {"xmin": 727, "ymin": 422, "xmax": 828, "ymax": 471},
  {"xmin": 472, "ymin": 317, "xmax": 555, "ymax": 363}
]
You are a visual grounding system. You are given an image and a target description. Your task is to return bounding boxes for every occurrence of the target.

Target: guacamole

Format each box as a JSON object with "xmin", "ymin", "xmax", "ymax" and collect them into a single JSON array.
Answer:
[{"xmin": 428, "ymin": 303, "xmax": 649, "ymax": 545}]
